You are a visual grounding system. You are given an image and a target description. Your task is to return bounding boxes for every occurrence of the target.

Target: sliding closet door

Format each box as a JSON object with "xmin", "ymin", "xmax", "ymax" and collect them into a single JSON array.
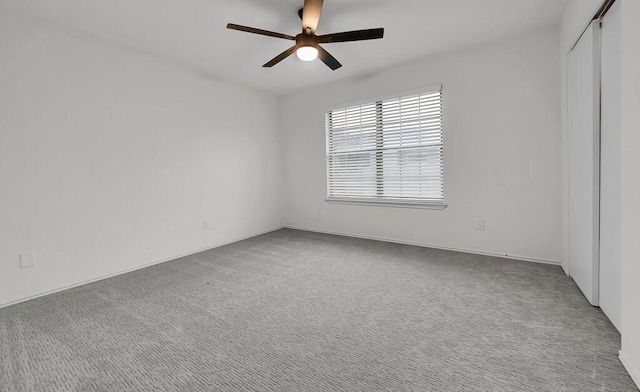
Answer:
[
  {"xmin": 599, "ymin": 0, "xmax": 622, "ymax": 330},
  {"xmin": 567, "ymin": 21, "xmax": 600, "ymax": 306}
]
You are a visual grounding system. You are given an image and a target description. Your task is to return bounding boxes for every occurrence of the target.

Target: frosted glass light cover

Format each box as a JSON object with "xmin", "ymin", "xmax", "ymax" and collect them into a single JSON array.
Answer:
[{"xmin": 296, "ymin": 46, "xmax": 318, "ymax": 61}]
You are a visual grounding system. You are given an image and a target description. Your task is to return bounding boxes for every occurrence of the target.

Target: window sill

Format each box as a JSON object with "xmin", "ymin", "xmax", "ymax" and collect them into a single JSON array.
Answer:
[{"xmin": 325, "ymin": 197, "xmax": 448, "ymax": 210}]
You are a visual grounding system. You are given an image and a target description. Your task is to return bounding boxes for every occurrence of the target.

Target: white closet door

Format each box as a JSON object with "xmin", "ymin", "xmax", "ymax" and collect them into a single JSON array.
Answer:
[
  {"xmin": 568, "ymin": 21, "xmax": 600, "ymax": 306},
  {"xmin": 599, "ymin": 0, "xmax": 622, "ymax": 330}
]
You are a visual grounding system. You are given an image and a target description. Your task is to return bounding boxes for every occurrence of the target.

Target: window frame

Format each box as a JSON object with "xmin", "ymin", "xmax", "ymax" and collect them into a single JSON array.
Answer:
[{"xmin": 324, "ymin": 85, "xmax": 447, "ymax": 209}]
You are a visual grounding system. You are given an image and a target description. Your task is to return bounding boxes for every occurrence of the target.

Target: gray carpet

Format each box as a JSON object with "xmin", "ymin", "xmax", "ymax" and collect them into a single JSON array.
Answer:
[{"xmin": 0, "ymin": 229, "xmax": 637, "ymax": 392}]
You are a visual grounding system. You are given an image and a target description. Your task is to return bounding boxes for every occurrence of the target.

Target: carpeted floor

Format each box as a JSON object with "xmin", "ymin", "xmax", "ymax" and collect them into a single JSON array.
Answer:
[{"xmin": 0, "ymin": 229, "xmax": 637, "ymax": 392}]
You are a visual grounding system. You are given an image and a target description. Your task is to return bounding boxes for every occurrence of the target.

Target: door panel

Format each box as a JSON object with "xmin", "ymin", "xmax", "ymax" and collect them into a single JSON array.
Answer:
[
  {"xmin": 567, "ymin": 21, "xmax": 600, "ymax": 305},
  {"xmin": 599, "ymin": 0, "xmax": 622, "ymax": 330}
]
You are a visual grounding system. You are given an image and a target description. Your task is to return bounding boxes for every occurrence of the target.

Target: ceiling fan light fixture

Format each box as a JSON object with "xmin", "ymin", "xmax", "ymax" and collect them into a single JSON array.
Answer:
[
  {"xmin": 296, "ymin": 45, "xmax": 318, "ymax": 61},
  {"xmin": 227, "ymin": 0, "xmax": 384, "ymax": 70}
]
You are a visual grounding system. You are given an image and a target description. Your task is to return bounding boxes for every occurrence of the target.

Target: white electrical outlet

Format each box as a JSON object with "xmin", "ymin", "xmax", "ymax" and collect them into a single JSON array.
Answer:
[
  {"xmin": 19, "ymin": 252, "xmax": 36, "ymax": 268},
  {"xmin": 203, "ymin": 220, "xmax": 210, "ymax": 230},
  {"xmin": 476, "ymin": 219, "xmax": 486, "ymax": 230}
]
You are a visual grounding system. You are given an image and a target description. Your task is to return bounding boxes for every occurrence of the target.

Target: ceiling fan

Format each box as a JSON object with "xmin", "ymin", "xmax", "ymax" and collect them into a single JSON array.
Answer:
[{"xmin": 226, "ymin": 0, "xmax": 384, "ymax": 70}]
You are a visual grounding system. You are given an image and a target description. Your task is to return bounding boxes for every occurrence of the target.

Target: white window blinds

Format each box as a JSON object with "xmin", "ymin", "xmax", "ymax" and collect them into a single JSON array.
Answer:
[{"xmin": 326, "ymin": 86, "xmax": 444, "ymax": 205}]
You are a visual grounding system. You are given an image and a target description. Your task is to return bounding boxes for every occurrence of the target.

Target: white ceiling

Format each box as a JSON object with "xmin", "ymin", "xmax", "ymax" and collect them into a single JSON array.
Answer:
[{"xmin": 2, "ymin": 0, "xmax": 568, "ymax": 95}]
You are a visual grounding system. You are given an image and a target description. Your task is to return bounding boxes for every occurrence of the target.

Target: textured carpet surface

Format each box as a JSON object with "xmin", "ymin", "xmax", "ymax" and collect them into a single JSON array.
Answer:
[{"xmin": 0, "ymin": 229, "xmax": 637, "ymax": 392}]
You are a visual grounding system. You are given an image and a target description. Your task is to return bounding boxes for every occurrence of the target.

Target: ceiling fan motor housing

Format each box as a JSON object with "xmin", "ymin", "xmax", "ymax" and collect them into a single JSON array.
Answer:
[{"xmin": 296, "ymin": 33, "xmax": 318, "ymax": 49}]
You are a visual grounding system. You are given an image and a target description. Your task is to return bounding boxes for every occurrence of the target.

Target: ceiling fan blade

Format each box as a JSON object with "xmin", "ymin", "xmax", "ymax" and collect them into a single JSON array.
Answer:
[
  {"xmin": 227, "ymin": 23, "xmax": 295, "ymax": 40},
  {"xmin": 318, "ymin": 28, "xmax": 384, "ymax": 43},
  {"xmin": 302, "ymin": 0, "xmax": 323, "ymax": 33},
  {"xmin": 263, "ymin": 45, "xmax": 298, "ymax": 67},
  {"xmin": 317, "ymin": 46, "xmax": 342, "ymax": 70}
]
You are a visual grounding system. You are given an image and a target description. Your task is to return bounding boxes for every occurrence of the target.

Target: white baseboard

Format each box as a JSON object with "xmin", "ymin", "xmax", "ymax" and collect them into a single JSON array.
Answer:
[
  {"xmin": 284, "ymin": 226, "xmax": 561, "ymax": 266},
  {"xmin": 2, "ymin": 225, "xmax": 561, "ymax": 309},
  {"xmin": 0, "ymin": 226, "xmax": 284, "ymax": 310},
  {"xmin": 620, "ymin": 351, "xmax": 640, "ymax": 389}
]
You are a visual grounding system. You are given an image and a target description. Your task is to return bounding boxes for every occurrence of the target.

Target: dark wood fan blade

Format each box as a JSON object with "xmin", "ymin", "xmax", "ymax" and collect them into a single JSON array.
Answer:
[
  {"xmin": 318, "ymin": 28, "xmax": 384, "ymax": 43},
  {"xmin": 227, "ymin": 24, "xmax": 295, "ymax": 40},
  {"xmin": 302, "ymin": 0, "xmax": 323, "ymax": 33},
  {"xmin": 263, "ymin": 45, "xmax": 298, "ymax": 67},
  {"xmin": 317, "ymin": 45, "xmax": 342, "ymax": 70}
]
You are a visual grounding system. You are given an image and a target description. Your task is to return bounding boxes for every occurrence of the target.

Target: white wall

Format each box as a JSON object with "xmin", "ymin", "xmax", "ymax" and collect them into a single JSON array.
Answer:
[
  {"xmin": 620, "ymin": 0, "xmax": 640, "ymax": 386},
  {"xmin": 0, "ymin": 14, "xmax": 284, "ymax": 307},
  {"xmin": 280, "ymin": 29, "xmax": 562, "ymax": 263}
]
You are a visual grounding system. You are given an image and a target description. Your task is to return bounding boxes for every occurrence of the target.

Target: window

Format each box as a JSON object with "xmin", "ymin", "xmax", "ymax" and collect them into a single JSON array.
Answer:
[{"xmin": 325, "ymin": 86, "xmax": 445, "ymax": 208}]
